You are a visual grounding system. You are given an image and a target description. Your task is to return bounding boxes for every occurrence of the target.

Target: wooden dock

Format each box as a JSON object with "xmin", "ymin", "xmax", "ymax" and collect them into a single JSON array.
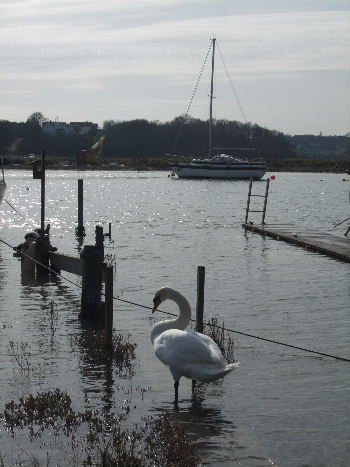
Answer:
[{"xmin": 242, "ymin": 223, "xmax": 350, "ymax": 262}]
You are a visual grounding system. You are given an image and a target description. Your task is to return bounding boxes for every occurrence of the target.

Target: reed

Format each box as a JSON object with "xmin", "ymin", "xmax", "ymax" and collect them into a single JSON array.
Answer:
[
  {"xmin": 70, "ymin": 329, "xmax": 137, "ymax": 374},
  {"xmin": 48, "ymin": 299, "xmax": 57, "ymax": 337},
  {"xmin": 204, "ymin": 317, "xmax": 235, "ymax": 363}
]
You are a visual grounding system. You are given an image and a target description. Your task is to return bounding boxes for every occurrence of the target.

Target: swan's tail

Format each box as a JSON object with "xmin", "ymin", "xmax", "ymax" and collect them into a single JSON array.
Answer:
[
  {"xmin": 213, "ymin": 361, "xmax": 239, "ymax": 380},
  {"xmin": 228, "ymin": 362, "xmax": 240, "ymax": 370},
  {"xmin": 222, "ymin": 361, "xmax": 239, "ymax": 377},
  {"xmin": 197, "ymin": 361, "xmax": 239, "ymax": 383}
]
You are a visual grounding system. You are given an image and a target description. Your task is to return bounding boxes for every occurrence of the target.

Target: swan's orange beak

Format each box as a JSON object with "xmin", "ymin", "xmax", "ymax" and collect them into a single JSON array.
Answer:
[{"xmin": 152, "ymin": 296, "xmax": 161, "ymax": 313}]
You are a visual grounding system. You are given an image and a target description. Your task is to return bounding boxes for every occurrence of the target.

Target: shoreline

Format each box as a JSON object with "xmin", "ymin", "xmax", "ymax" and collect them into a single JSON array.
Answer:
[
  {"xmin": 2, "ymin": 156, "xmax": 349, "ymax": 174},
  {"xmin": 3, "ymin": 166, "xmax": 349, "ymax": 174}
]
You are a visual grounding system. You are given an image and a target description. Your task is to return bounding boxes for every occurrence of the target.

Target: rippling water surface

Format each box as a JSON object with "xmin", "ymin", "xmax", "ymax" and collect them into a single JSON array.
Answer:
[{"xmin": 0, "ymin": 170, "xmax": 349, "ymax": 466}]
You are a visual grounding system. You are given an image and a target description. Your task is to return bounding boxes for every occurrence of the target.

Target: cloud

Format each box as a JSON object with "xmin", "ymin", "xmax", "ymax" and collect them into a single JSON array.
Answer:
[
  {"xmin": 0, "ymin": 0, "xmax": 348, "ymax": 133},
  {"xmin": 0, "ymin": 8, "xmax": 347, "ymax": 81}
]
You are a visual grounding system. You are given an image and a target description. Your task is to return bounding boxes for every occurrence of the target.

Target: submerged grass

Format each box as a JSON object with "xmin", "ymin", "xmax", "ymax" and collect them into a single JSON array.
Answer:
[
  {"xmin": 0, "ymin": 389, "xmax": 201, "ymax": 466},
  {"xmin": 70, "ymin": 328, "xmax": 138, "ymax": 375}
]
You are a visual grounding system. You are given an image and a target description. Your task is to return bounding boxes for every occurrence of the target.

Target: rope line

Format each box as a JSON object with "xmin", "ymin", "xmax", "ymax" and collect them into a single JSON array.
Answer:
[
  {"xmin": 1, "ymin": 237, "xmax": 349, "ymax": 363},
  {"xmin": 4, "ymin": 199, "xmax": 29, "ymax": 220},
  {"xmin": 113, "ymin": 296, "xmax": 350, "ymax": 362}
]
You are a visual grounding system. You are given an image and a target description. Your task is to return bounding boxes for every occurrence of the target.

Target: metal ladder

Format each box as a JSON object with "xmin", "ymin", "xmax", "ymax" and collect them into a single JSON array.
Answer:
[{"xmin": 244, "ymin": 178, "xmax": 270, "ymax": 225}]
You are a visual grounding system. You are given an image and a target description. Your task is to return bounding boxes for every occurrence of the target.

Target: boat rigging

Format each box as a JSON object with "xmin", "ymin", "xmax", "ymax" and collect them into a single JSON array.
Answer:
[{"xmin": 170, "ymin": 38, "xmax": 266, "ymax": 180}]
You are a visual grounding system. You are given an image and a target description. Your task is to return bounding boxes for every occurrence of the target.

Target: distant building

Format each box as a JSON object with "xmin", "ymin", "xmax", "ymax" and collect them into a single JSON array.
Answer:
[
  {"xmin": 42, "ymin": 120, "xmax": 98, "ymax": 135},
  {"xmin": 42, "ymin": 121, "xmax": 69, "ymax": 135},
  {"xmin": 69, "ymin": 121, "xmax": 98, "ymax": 134}
]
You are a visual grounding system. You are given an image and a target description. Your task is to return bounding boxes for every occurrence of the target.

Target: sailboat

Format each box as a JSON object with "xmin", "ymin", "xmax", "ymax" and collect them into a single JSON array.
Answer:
[
  {"xmin": 171, "ymin": 38, "xmax": 266, "ymax": 180},
  {"xmin": 0, "ymin": 157, "xmax": 6, "ymax": 204}
]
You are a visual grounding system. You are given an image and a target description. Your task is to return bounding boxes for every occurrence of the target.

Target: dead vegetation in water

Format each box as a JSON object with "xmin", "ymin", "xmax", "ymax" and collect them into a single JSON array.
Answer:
[
  {"xmin": 2, "ymin": 389, "xmax": 77, "ymax": 438},
  {"xmin": 0, "ymin": 389, "xmax": 200, "ymax": 466},
  {"xmin": 204, "ymin": 317, "xmax": 235, "ymax": 363},
  {"xmin": 8, "ymin": 341, "xmax": 32, "ymax": 375},
  {"xmin": 7, "ymin": 340, "xmax": 48, "ymax": 380},
  {"xmin": 70, "ymin": 329, "xmax": 138, "ymax": 375},
  {"xmin": 48, "ymin": 299, "xmax": 58, "ymax": 338},
  {"xmin": 142, "ymin": 413, "xmax": 201, "ymax": 467}
]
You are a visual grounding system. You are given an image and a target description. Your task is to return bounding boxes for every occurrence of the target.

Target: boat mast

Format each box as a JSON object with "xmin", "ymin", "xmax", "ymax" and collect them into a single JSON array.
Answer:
[{"xmin": 208, "ymin": 38, "xmax": 216, "ymax": 158}]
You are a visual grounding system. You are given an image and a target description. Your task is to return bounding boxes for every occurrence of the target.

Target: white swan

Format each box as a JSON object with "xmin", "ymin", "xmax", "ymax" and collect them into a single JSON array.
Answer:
[{"xmin": 151, "ymin": 287, "xmax": 239, "ymax": 403}]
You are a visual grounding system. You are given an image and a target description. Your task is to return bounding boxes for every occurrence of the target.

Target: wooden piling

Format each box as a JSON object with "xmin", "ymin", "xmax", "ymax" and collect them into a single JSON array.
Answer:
[
  {"xmin": 196, "ymin": 266, "xmax": 205, "ymax": 333},
  {"xmin": 76, "ymin": 179, "xmax": 86, "ymax": 237},
  {"xmin": 40, "ymin": 148, "xmax": 46, "ymax": 234},
  {"xmin": 35, "ymin": 234, "xmax": 50, "ymax": 276},
  {"xmin": 80, "ymin": 244, "xmax": 104, "ymax": 320},
  {"xmin": 104, "ymin": 264, "xmax": 114, "ymax": 348},
  {"xmin": 30, "ymin": 148, "xmax": 50, "ymax": 276},
  {"xmin": 103, "ymin": 222, "xmax": 112, "ymax": 240},
  {"xmin": 21, "ymin": 241, "xmax": 36, "ymax": 275},
  {"xmin": 95, "ymin": 225, "xmax": 104, "ymax": 249}
]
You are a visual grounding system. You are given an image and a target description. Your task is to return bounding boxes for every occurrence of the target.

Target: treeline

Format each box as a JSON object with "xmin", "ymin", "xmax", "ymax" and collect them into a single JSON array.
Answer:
[
  {"xmin": 102, "ymin": 116, "xmax": 295, "ymax": 159},
  {"xmin": 0, "ymin": 112, "xmax": 296, "ymax": 159}
]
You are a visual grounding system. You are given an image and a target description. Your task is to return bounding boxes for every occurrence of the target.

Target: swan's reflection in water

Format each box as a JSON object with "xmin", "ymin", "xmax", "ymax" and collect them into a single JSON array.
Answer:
[
  {"xmin": 152, "ymin": 395, "xmax": 236, "ymax": 442},
  {"xmin": 150, "ymin": 387, "xmax": 279, "ymax": 467}
]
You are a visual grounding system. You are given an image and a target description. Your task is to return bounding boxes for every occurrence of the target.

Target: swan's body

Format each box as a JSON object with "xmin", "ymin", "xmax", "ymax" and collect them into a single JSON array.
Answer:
[{"xmin": 151, "ymin": 287, "xmax": 239, "ymax": 402}]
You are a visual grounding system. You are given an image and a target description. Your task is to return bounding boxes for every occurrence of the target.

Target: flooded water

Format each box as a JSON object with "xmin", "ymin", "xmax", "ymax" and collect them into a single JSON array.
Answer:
[{"xmin": 0, "ymin": 170, "xmax": 349, "ymax": 466}]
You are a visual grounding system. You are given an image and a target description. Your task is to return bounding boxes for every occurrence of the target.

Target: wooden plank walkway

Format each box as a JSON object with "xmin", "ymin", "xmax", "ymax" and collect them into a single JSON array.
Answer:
[{"xmin": 242, "ymin": 223, "xmax": 350, "ymax": 262}]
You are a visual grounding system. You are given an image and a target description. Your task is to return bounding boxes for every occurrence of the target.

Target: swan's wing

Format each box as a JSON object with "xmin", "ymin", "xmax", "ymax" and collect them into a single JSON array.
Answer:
[
  {"xmin": 153, "ymin": 329, "xmax": 232, "ymax": 382},
  {"xmin": 154, "ymin": 330, "xmax": 224, "ymax": 362}
]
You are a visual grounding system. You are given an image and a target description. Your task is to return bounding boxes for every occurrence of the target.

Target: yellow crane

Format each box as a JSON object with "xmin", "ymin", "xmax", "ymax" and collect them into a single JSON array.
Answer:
[{"xmin": 77, "ymin": 135, "xmax": 105, "ymax": 166}]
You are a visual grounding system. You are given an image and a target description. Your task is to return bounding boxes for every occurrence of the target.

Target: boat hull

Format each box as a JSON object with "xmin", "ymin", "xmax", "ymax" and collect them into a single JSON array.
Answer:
[{"xmin": 171, "ymin": 164, "xmax": 266, "ymax": 180}]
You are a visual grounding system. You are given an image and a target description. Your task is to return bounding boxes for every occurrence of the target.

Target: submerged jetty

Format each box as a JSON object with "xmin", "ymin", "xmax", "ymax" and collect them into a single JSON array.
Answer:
[
  {"xmin": 243, "ymin": 178, "xmax": 350, "ymax": 262},
  {"xmin": 242, "ymin": 223, "xmax": 350, "ymax": 262}
]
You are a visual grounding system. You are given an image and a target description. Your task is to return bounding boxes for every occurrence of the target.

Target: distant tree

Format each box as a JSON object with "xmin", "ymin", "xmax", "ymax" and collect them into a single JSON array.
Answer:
[
  {"xmin": 16, "ymin": 112, "xmax": 46, "ymax": 154},
  {"xmin": 26, "ymin": 111, "xmax": 46, "ymax": 126},
  {"xmin": 0, "ymin": 120, "xmax": 19, "ymax": 154}
]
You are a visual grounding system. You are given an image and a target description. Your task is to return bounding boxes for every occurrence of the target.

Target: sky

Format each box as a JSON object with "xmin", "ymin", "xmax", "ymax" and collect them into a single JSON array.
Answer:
[{"xmin": 0, "ymin": 0, "xmax": 349, "ymax": 135}]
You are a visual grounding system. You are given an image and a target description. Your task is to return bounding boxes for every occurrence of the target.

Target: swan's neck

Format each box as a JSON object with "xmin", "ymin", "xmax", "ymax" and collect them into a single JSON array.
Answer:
[{"xmin": 151, "ymin": 291, "xmax": 191, "ymax": 343}]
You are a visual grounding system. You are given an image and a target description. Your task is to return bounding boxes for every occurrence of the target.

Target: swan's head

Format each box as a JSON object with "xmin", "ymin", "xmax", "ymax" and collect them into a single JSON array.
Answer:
[{"xmin": 152, "ymin": 287, "xmax": 172, "ymax": 313}]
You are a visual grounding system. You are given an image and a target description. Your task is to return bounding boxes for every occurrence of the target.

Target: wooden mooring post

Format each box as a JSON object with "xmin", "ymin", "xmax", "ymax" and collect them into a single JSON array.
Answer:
[
  {"xmin": 31, "ymin": 148, "xmax": 50, "ymax": 276},
  {"xmin": 27, "ymin": 158, "xmax": 114, "ymax": 324},
  {"xmin": 104, "ymin": 264, "xmax": 114, "ymax": 347},
  {"xmin": 104, "ymin": 222, "xmax": 112, "ymax": 240},
  {"xmin": 40, "ymin": 148, "xmax": 46, "ymax": 234},
  {"xmin": 49, "ymin": 225, "xmax": 114, "ymax": 336},
  {"xmin": 76, "ymin": 179, "xmax": 86, "ymax": 237},
  {"xmin": 80, "ymin": 226, "xmax": 105, "ymax": 320},
  {"xmin": 196, "ymin": 266, "xmax": 205, "ymax": 333}
]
